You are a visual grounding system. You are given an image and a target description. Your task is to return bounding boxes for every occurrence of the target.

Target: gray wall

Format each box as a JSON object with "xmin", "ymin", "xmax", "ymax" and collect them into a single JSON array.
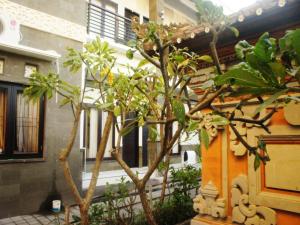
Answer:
[
  {"xmin": 0, "ymin": 0, "xmax": 85, "ymax": 217},
  {"xmin": 9, "ymin": 0, "xmax": 86, "ymax": 26}
]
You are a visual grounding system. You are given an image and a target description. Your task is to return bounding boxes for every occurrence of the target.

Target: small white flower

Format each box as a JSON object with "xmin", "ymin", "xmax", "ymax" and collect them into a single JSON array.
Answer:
[
  {"xmin": 278, "ymin": 0, "xmax": 286, "ymax": 7},
  {"xmin": 256, "ymin": 7, "xmax": 263, "ymax": 16},
  {"xmin": 238, "ymin": 14, "xmax": 245, "ymax": 22},
  {"xmin": 190, "ymin": 32, "xmax": 195, "ymax": 39}
]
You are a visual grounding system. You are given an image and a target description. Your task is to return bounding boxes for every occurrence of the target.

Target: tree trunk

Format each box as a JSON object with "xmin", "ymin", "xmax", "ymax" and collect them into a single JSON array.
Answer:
[
  {"xmin": 160, "ymin": 151, "xmax": 170, "ymax": 203},
  {"xmin": 79, "ymin": 206, "xmax": 89, "ymax": 225},
  {"xmin": 139, "ymin": 189, "xmax": 157, "ymax": 225}
]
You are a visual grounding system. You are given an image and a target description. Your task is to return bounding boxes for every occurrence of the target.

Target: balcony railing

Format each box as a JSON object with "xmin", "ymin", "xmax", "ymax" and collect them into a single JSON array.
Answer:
[{"xmin": 87, "ymin": 3, "xmax": 136, "ymax": 45}]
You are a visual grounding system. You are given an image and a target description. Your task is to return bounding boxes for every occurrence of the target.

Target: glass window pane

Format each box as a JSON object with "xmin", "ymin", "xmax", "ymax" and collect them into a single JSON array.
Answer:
[
  {"xmin": 0, "ymin": 89, "xmax": 6, "ymax": 154},
  {"xmin": 15, "ymin": 92, "xmax": 40, "ymax": 153}
]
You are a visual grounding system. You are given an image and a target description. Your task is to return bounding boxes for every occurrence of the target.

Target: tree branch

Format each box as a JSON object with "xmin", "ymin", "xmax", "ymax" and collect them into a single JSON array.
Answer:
[
  {"xmin": 84, "ymin": 111, "xmax": 114, "ymax": 207},
  {"xmin": 137, "ymin": 46, "xmax": 161, "ymax": 69}
]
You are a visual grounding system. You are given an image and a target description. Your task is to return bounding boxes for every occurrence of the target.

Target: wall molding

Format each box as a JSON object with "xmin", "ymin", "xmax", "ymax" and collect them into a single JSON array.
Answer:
[
  {"xmin": 231, "ymin": 174, "xmax": 276, "ymax": 225},
  {"xmin": 248, "ymin": 125, "xmax": 300, "ymax": 213},
  {"xmin": 0, "ymin": 0, "xmax": 86, "ymax": 42}
]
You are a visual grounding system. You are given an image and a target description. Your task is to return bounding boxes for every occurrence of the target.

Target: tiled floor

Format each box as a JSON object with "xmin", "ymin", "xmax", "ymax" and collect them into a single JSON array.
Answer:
[
  {"xmin": 0, "ymin": 214, "xmax": 66, "ymax": 225},
  {"xmin": 0, "ymin": 208, "xmax": 79, "ymax": 225}
]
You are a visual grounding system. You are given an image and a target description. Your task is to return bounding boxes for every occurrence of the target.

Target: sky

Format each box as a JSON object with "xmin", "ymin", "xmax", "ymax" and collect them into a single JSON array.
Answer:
[{"xmin": 209, "ymin": 0, "xmax": 258, "ymax": 15}]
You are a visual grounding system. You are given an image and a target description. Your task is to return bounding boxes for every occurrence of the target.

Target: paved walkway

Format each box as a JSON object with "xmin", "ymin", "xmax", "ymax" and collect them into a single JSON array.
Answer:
[
  {"xmin": 0, "ymin": 207, "xmax": 79, "ymax": 225},
  {"xmin": 0, "ymin": 214, "xmax": 63, "ymax": 225}
]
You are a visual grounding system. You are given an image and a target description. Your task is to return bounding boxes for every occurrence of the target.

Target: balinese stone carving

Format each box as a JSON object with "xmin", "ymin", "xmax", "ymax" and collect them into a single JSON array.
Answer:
[
  {"xmin": 229, "ymin": 108, "xmax": 271, "ymax": 156},
  {"xmin": 197, "ymin": 113, "xmax": 221, "ymax": 144},
  {"xmin": 284, "ymin": 101, "xmax": 300, "ymax": 125},
  {"xmin": 193, "ymin": 181, "xmax": 226, "ymax": 218},
  {"xmin": 231, "ymin": 174, "xmax": 276, "ymax": 225}
]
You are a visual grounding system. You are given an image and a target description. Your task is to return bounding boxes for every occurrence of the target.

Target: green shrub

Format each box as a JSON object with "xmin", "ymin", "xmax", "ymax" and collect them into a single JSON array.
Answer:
[{"xmin": 75, "ymin": 166, "xmax": 200, "ymax": 225}]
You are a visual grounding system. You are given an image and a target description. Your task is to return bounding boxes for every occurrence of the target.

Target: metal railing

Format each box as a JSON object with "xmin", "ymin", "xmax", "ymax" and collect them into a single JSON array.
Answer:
[{"xmin": 87, "ymin": 2, "xmax": 136, "ymax": 45}]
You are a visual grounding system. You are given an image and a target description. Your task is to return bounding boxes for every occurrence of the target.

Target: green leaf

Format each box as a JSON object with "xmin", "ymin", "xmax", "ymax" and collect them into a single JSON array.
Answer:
[
  {"xmin": 59, "ymin": 98, "xmax": 71, "ymax": 107},
  {"xmin": 167, "ymin": 62, "xmax": 175, "ymax": 76},
  {"xmin": 98, "ymin": 102, "xmax": 113, "ymax": 109},
  {"xmin": 137, "ymin": 59, "xmax": 149, "ymax": 68},
  {"xmin": 253, "ymin": 32, "xmax": 276, "ymax": 63},
  {"xmin": 235, "ymin": 40, "xmax": 253, "ymax": 59},
  {"xmin": 215, "ymin": 63, "xmax": 269, "ymax": 88},
  {"xmin": 279, "ymin": 30, "xmax": 293, "ymax": 51},
  {"xmin": 211, "ymin": 115, "xmax": 229, "ymax": 126},
  {"xmin": 178, "ymin": 59, "xmax": 189, "ymax": 69},
  {"xmin": 172, "ymin": 99, "xmax": 186, "ymax": 125},
  {"xmin": 186, "ymin": 120, "xmax": 199, "ymax": 132},
  {"xmin": 46, "ymin": 88, "xmax": 53, "ymax": 99},
  {"xmin": 174, "ymin": 55, "xmax": 185, "ymax": 63},
  {"xmin": 113, "ymin": 106, "xmax": 121, "ymax": 117},
  {"xmin": 245, "ymin": 53, "xmax": 277, "ymax": 85},
  {"xmin": 198, "ymin": 55, "xmax": 213, "ymax": 63},
  {"xmin": 269, "ymin": 62, "xmax": 286, "ymax": 79},
  {"xmin": 254, "ymin": 154, "xmax": 261, "ymax": 171},
  {"xmin": 120, "ymin": 125, "xmax": 135, "ymax": 136},
  {"xmin": 253, "ymin": 89, "xmax": 287, "ymax": 115},
  {"xmin": 291, "ymin": 29, "xmax": 300, "ymax": 63},
  {"xmin": 258, "ymin": 139, "xmax": 266, "ymax": 151},
  {"xmin": 200, "ymin": 128, "xmax": 210, "ymax": 150},
  {"xmin": 229, "ymin": 26, "xmax": 239, "ymax": 37},
  {"xmin": 138, "ymin": 117, "xmax": 145, "ymax": 126},
  {"xmin": 149, "ymin": 125, "xmax": 158, "ymax": 142},
  {"xmin": 279, "ymin": 37, "xmax": 287, "ymax": 51},
  {"xmin": 126, "ymin": 49, "xmax": 134, "ymax": 59}
]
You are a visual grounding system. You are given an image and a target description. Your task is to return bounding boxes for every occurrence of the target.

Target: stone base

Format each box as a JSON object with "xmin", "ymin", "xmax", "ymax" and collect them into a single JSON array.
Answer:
[{"xmin": 191, "ymin": 216, "xmax": 233, "ymax": 225}]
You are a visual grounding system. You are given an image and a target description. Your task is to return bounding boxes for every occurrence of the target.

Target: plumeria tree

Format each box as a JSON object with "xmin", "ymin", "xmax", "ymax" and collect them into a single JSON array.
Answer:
[{"xmin": 24, "ymin": 0, "xmax": 300, "ymax": 224}]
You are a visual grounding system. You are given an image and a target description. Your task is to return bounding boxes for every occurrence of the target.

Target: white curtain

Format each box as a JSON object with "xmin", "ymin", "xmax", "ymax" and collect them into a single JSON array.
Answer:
[
  {"xmin": 88, "ymin": 108, "xmax": 98, "ymax": 158},
  {"xmin": 16, "ymin": 93, "xmax": 40, "ymax": 153}
]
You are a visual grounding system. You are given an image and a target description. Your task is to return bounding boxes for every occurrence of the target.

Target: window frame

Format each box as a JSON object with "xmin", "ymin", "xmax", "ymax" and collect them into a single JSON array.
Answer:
[{"xmin": 0, "ymin": 82, "xmax": 45, "ymax": 159}]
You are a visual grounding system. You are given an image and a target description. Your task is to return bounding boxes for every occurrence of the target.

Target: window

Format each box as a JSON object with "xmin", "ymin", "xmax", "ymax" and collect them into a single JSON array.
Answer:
[
  {"xmin": 0, "ymin": 82, "xmax": 44, "ymax": 159},
  {"xmin": 125, "ymin": 8, "xmax": 139, "ymax": 42},
  {"xmin": 82, "ymin": 108, "xmax": 113, "ymax": 160},
  {"xmin": 88, "ymin": 0, "xmax": 118, "ymax": 40},
  {"xmin": 143, "ymin": 17, "xmax": 149, "ymax": 23}
]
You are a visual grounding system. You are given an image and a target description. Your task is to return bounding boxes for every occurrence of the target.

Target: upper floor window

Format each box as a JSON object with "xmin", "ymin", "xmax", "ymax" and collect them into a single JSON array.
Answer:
[
  {"xmin": 87, "ymin": 1, "xmax": 137, "ymax": 45},
  {"xmin": 125, "ymin": 8, "xmax": 139, "ymax": 42},
  {"xmin": 0, "ymin": 82, "xmax": 44, "ymax": 159}
]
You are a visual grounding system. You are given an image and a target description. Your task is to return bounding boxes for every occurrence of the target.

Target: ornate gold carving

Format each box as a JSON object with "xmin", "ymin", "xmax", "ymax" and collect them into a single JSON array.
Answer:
[
  {"xmin": 229, "ymin": 108, "xmax": 270, "ymax": 156},
  {"xmin": 193, "ymin": 181, "xmax": 226, "ymax": 218},
  {"xmin": 231, "ymin": 174, "xmax": 276, "ymax": 225}
]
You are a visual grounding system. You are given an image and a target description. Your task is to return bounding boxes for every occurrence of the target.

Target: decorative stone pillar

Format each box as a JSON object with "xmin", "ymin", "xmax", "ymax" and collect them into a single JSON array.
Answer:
[{"xmin": 193, "ymin": 181, "xmax": 227, "ymax": 218}]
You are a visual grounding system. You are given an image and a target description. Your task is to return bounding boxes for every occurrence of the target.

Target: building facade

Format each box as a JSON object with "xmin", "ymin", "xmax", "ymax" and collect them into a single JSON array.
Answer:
[
  {"xmin": 0, "ymin": 0, "xmax": 86, "ymax": 218},
  {"xmin": 0, "ymin": 0, "xmax": 199, "ymax": 218}
]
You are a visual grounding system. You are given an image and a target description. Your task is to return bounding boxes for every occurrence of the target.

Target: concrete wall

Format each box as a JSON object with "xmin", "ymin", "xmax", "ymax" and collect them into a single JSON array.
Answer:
[
  {"xmin": 0, "ymin": 0, "xmax": 85, "ymax": 218},
  {"xmin": 8, "ymin": 0, "xmax": 86, "ymax": 26}
]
